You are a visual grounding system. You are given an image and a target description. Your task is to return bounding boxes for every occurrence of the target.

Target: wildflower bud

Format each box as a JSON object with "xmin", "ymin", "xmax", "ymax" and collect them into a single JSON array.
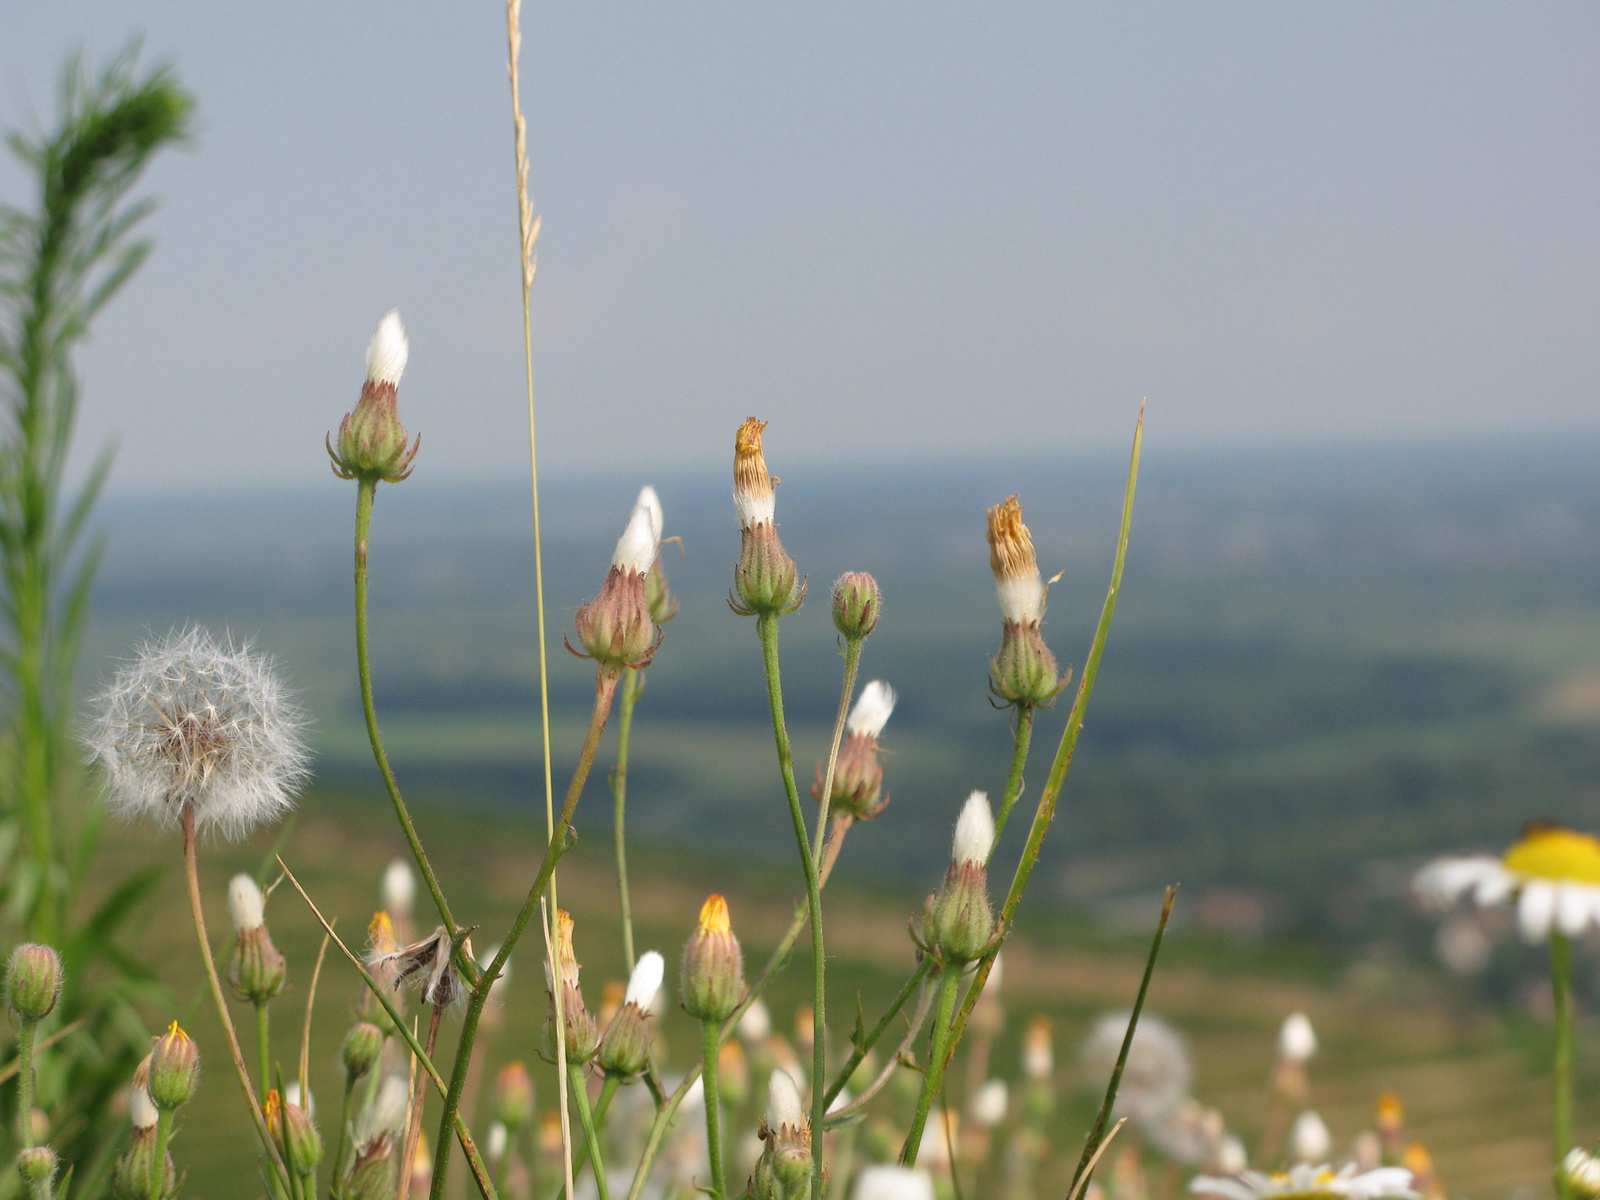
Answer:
[
  {"xmin": 923, "ymin": 792, "xmax": 997, "ymax": 964},
  {"xmin": 731, "ymin": 419, "xmax": 804, "ymax": 617},
  {"xmin": 571, "ymin": 492, "xmax": 664, "ymax": 670},
  {"xmin": 382, "ymin": 858, "xmax": 416, "ymax": 924},
  {"xmin": 493, "ymin": 1061, "xmax": 536, "ymax": 1129},
  {"xmin": 6, "ymin": 943, "xmax": 62, "ymax": 1023},
  {"xmin": 968, "ymin": 1079, "xmax": 1008, "ymax": 1129},
  {"xmin": 17, "ymin": 1146, "xmax": 56, "ymax": 1186},
  {"xmin": 598, "ymin": 950, "xmax": 664, "ymax": 1079},
  {"xmin": 344, "ymin": 1149, "xmax": 399, "ymax": 1200},
  {"xmin": 739, "ymin": 999, "xmax": 772, "ymax": 1044},
  {"xmin": 1564, "ymin": 1149, "xmax": 1600, "ymax": 1200},
  {"xmin": 343, "ymin": 1022, "xmax": 385, "ymax": 1081},
  {"xmin": 1278, "ymin": 1012, "xmax": 1317, "ymax": 1064},
  {"xmin": 229, "ymin": 926, "xmax": 288, "ymax": 1004},
  {"xmin": 815, "ymin": 682, "xmax": 895, "ymax": 822},
  {"xmin": 360, "ymin": 912, "xmax": 404, "ymax": 1032},
  {"xmin": 543, "ymin": 912, "xmax": 599, "ymax": 1063},
  {"xmin": 853, "ymin": 1165, "xmax": 936, "ymax": 1200},
  {"xmin": 682, "ymin": 894, "xmax": 745, "ymax": 1022},
  {"xmin": 229, "ymin": 873, "xmax": 265, "ymax": 932},
  {"xmin": 147, "ymin": 1022, "xmax": 200, "ymax": 1110},
  {"xmin": 113, "ymin": 1091, "xmax": 175, "ymax": 1200},
  {"xmin": 328, "ymin": 309, "xmax": 420, "ymax": 483},
  {"xmin": 832, "ymin": 572, "xmax": 881, "ymax": 641},
  {"xmin": 266, "ymin": 1089, "xmax": 324, "ymax": 1172},
  {"xmin": 1288, "ymin": 1110, "xmax": 1332, "ymax": 1163},
  {"xmin": 355, "ymin": 1075, "xmax": 410, "ymax": 1152},
  {"xmin": 986, "ymin": 496, "xmax": 1067, "ymax": 708},
  {"xmin": 752, "ymin": 1069, "xmax": 812, "ymax": 1199}
]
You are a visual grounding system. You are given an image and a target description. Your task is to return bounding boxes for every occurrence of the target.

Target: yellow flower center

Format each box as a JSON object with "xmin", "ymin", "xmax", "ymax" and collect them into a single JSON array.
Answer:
[
  {"xmin": 1503, "ymin": 827, "xmax": 1600, "ymax": 886},
  {"xmin": 699, "ymin": 893, "xmax": 731, "ymax": 934}
]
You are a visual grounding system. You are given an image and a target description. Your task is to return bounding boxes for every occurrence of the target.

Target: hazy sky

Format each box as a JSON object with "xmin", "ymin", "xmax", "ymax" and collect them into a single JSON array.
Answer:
[{"xmin": 4, "ymin": 3, "xmax": 1597, "ymax": 489}]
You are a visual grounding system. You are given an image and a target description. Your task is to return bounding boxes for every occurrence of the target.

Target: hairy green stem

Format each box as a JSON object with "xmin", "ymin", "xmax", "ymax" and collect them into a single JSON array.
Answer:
[
  {"xmin": 947, "ymin": 409, "xmax": 1142, "ymax": 1058},
  {"xmin": 755, "ymin": 613, "xmax": 828, "ymax": 1200},
  {"xmin": 16, "ymin": 1020, "xmax": 36, "ymax": 1149},
  {"xmin": 612, "ymin": 667, "xmax": 640, "ymax": 972},
  {"xmin": 333, "ymin": 1074, "xmax": 357, "ymax": 1181},
  {"xmin": 822, "ymin": 956, "xmax": 933, "ymax": 1111},
  {"xmin": 811, "ymin": 639, "xmax": 863, "ymax": 867},
  {"xmin": 428, "ymin": 671, "xmax": 619, "ymax": 1200},
  {"xmin": 702, "ymin": 1020, "xmax": 726, "ymax": 1199},
  {"xmin": 254, "ymin": 1004, "xmax": 271, "ymax": 1108},
  {"xmin": 181, "ymin": 810, "xmax": 289, "ymax": 1185},
  {"xmin": 354, "ymin": 479, "xmax": 469, "ymax": 973},
  {"xmin": 989, "ymin": 705, "xmax": 1035, "ymax": 842},
  {"xmin": 899, "ymin": 966, "xmax": 962, "ymax": 1165},
  {"xmin": 564, "ymin": 1074, "xmax": 622, "ymax": 1188},
  {"xmin": 1553, "ymin": 930, "xmax": 1574, "ymax": 1198},
  {"xmin": 568, "ymin": 1066, "xmax": 610, "ymax": 1200},
  {"xmin": 148, "ymin": 1108, "xmax": 172, "ymax": 1200}
]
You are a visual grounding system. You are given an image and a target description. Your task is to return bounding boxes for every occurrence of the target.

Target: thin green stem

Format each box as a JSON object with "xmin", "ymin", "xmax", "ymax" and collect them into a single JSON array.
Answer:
[
  {"xmin": 16, "ymin": 1020, "xmax": 36, "ymax": 1148},
  {"xmin": 255, "ymin": 1003, "xmax": 271, "ymax": 1106},
  {"xmin": 823, "ymin": 956, "xmax": 933, "ymax": 1111},
  {"xmin": 181, "ymin": 809, "xmax": 290, "ymax": 1185},
  {"xmin": 755, "ymin": 613, "xmax": 828, "ymax": 1200},
  {"xmin": 989, "ymin": 705, "xmax": 1034, "ymax": 843},
  {"xmin": 149, "ymin": 1108, "xmax": 172, "ymax": 1200},
  {"xmin": 812, "ymin": 639, "xmax": 863, "ymax": 867},
  {"xmin": 354, "ymin": 478, "xmax": 468, "ymax": 970},
  {"xmin": 1553, "ymin": 930, "xmax": 1574, "ymax": 1198},
  {"xmin": 569, "ymin": 1065, "xmax": 611, "ymax": 1200},
  {"xmin": 567, "ymin": 1075, "xmax": 622, "ymax": 1186},
  {"xmin": 900, "ymin": 966, "xmax": 962, "ymax": 1166},
  {"xmin": 333, "ymin": 1075, "xmax": 357, "ymax": 1181},
  {"xmin": 946, "ymin": 407, "xmax": 1143, "ymax": 1058},
  {"xmin": 701, "ymin": 1020, "xmax": 726, "ymax": 1199},
  {"xmin": 428, "ymin": 672, "xmax": 620, "ymax": 1200},
  {"xmin": 612, "ymin": 667, "xmax": 640, "ymax": 972}
]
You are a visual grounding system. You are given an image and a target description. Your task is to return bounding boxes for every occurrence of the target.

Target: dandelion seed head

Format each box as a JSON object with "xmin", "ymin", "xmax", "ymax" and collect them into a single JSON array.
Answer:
[
  {"xmin": 953, "ymin": 791, "xmax": 994, "ymax": 865},
  {"xmin": 228, "ymin": 874, "xmax": 265, "ymax": 932},
  {"xmin": 626, "ymin": 950, "xmax": 665, "ymax": 1015},
  {"xmin": 382, "ymin": 858, "xmax": 416, "ymax": 918},
  {"xmin": 366, "ymin": 309, "xmax": 409, "ymax": 386},
  {"xmin": 85, "ymin": 627, "xmax": 310, "ymax": 841},
  {"xmin": 846, "ymin": 681, "xmax": 897, "ymax": 739}
]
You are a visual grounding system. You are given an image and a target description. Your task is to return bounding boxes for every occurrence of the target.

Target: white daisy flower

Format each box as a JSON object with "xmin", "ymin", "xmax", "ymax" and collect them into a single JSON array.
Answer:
[
  {"xmin": 1190, "ymin": 1164, "xmax": 1419, "ymax": 1200},
  {"xmin": 86, "ymin": 626, "xmax": 310, "ymax": 840},
  {"xmin": 1414, "ymin": 824, "xmax": 1600, "ymax": 942}
]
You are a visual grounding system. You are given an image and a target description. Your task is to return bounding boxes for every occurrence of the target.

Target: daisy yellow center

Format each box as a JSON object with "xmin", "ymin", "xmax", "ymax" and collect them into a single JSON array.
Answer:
[{"xmin": 1503, "ymin": 827, "xmax": 1600, "ymax": 886}]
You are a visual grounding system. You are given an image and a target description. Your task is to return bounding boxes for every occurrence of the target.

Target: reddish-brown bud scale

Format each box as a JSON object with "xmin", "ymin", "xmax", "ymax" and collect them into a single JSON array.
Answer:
[
  {"xmin": 813, "ymin": 732, "xmax": 888, "ymax": 821},
  {"xmin": 732, "ymin": 522, "xmax": 804, "ymax": 616},
  {"xmin": 573, "ymin": 567, "xmax": 661, "ymax": 669},
  {"xmin": 831, "ymin": 571, "xmax": 881, "ymax": 640}
]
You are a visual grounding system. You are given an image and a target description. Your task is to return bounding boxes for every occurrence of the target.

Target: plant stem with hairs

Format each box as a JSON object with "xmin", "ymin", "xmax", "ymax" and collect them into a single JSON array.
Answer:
[
  {"xmin": 181, "ymin": 809, "xmax": 289, "ymax": 1185},
  {"xmin": 15, "ymin": 1020, "xmax": 36, "ymax": 1148},
  {"xmin": 755, "ymin": 612, "xmax": 828, "ymax": 1200},
  {"xmin": 823, "ymin": 956, "xmax": 933, "ymax": 1111},
  {"xmin": 990, "ymin": 705, "xmax": 1035, "ymax": 842},
  {"xmin": 899, "ymin": 966, "xmax": 962, "ymax": 1166},
  {"xmin": 811, "ymin": 639, "xmax": 863, "ymax": 867},
  {"xmin": 428, "ymin": 670, "xmax": 619, "ymax": 1200},
  {"xmin": 149, "ymin": 1109, "xmax": 173, "ymax": 1200},
  {"xmin": 702, "ymin": 1018, "xmax": 726, "ymax": 1199},
  {"xmin": 611, "ymin": 667, "xmax": 641, "ymax": 971},
  {"xmin": 569, "ymin": 1064, "xmax": 610, "ymax": 1200}
]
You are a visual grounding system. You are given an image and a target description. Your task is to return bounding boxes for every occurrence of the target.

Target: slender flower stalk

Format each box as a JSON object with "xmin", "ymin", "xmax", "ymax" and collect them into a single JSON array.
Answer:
[
  {"xmin": 702, "ymin": 1019, "xmax": 727, "ymax": 1198},
  {"xmin": 900, "ymin": 966, "xmax": 963, "ymax": 1167},
  {"xmin": 990, "ymin": 706, "xmax": 1035, "ymax": 844},
  {"xmin": 612, "ymin": 666, "xmax": 641, "ymax": 971},
  {"xmin": 1553, "ymin": 931, "xmax": 1574, "ymax": 1195}
]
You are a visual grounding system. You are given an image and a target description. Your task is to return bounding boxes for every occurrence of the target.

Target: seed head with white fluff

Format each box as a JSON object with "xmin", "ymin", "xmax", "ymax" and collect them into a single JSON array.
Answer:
[
  {"xmin": 381, "ymin": 859, "xmax": 416, "ymax": 919},
  {"xmin": 953, "ymin": 791, "xmax": 995, "ymax": 865},
  {"xmin": 853, "ymin": 1166, "xmax": 936, "ymax": 1200},
  {"xmin": 924, "ymin": 791, "xmax": 997, "ymax": 962},
  {"xmin": 228, "ymin": 874, "xmax": 265, "ymax": 933},
  {"xmin": 86, "ymin": 627, "xmax": 310, "ymax": 840},
  {"xmin": 365, "ymin": 309, "xmax": 409, "ymax": 385},
  {"xmin": 626, "ymin": 950, "xmax": 665, "ymax": 1015},
  {"xmin": 847, "ymin": 681, "xmax": 897, "ymax": 739}
]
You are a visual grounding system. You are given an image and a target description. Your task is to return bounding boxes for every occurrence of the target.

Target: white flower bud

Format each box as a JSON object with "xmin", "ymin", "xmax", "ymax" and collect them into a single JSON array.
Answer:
[
  {"xmin": 738, "ymin": 999, "xmax": 772, "ymax": 1043},
  {"xmin": 285, "ymin": 1081, "xmax": 314, "ymax": 1118},
  {"xmin": 1278, "ymin": 1012, "xmax": 1317, "ymax": 1064},
  {"xmin": 953, "ymin": 791, "xmax": 995, "ymax": 865},
  {"xmin": 382, "ymin": 859, "xmax": 416, "ymax": 918},
  {"xmin": 766, "ymin": 1068, "xmax": 805, "ymax": 1130},
  {"xmin": 968, "ymin": 1079, "xmax": 1007, "ymax": 1128},
  {"xmin": 357, "ymin": 1074, "xmax": 411, "ymax": 1148},
  {"xmin": 130, "ymin": 1086, "xmax": 158, "ymax": 1130},
  {"xmin": 625, "ymin": 951, "xmax": 665, "ymax": 1015},
  {"xmin": 637, "ymin": 486, "xmax": 664, "ymax": 544},
  {"xmin": 853, "ymin": 1165, "xmax": 936, "ymax": 1200},
  {"xmin": 1216, "ymin": 1135, "xmax": 1248, "ymax": 1175},
  {"xmin": 228, "ymin": 874, "xmax": 264, "ymax": 933},
  {"xmin": 365, "ymin": 309, "xmax": 409, "ymax": 386},
  {"xmin": 846, "ymin": 681, "xmax": 897, "ymax": 739},
  {"xmin": 1288, "ymin": 1110, "xmax": 1332, "ymax": 1163},
  {"xmin": 613, "ymin": 491, "xmax": 661, "ymax": 575},
  {"xmin": 487, "ymin": 1121, "xmax": 508, "ymax": 1162}
]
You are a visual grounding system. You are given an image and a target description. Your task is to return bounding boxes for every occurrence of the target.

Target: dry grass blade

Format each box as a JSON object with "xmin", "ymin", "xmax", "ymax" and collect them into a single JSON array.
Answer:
[
  {"xmin": 300, "ymin": 924, "xmax": 332, "ymax": 1108},
  {"xmin": 1065, "ymin": 1119, "xmax": 1128, "ymax": 1200}
]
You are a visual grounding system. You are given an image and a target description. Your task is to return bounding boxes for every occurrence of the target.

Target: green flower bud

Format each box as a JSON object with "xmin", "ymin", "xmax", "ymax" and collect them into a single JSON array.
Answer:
[
  {"xmin": 989, "ymin": 620, "xmax": 1067, "ymax": 708},
  {"xmin": 681, "ymin": 895, "xmax": 745, "ymax": 1023},
  {"xmin": 492, "ymin": 1061, "xmax": 535, "ymax": 1130},
  {"xmin": 732, "ymin": 523, "xmax": 805, "ymax": 617},
  {"xmin": 147, "ymin": 1021, "xmax": 200, "ymax": 1110},
  {"xmin": 344, "ymin": 1146, "xmax": 398, "ymax": 1200},
  {"xmin": 327, "ymin": 311, "xmax": 420, "ymax": 484},
  {"xmin": 831, "ymin": 572, "xmax": 881, "ymax": 640},
  {"xmin": 923, "ymin": 793, "xmax": 997, "ymax": 964},
  {"xmin": 267, "ymin": 1089, "xmax": 324, "ymax": 1174},
  {"xmin": 5, "ymin": 943, "xmax": 62, "ymax": 1024},
  {"xmin": 343, "ymin": 1022, "xmax": 385, "ymax": 1082},
  {"xmin": 112, "ymin": 1129, "xmax": 175, "ymax": 1200},
  {"xmin": 597, "ymin": 950, "xmax": 662, "ymax": 1078},
  {"xmin": 228, "ymin": 924, "xmax": 288, "ymax": 1004},
  {"xmin": 572, "ymin": 568, "xmax": 660, "ymax": 670},
  {"xmin": 16, "ymin": 1145, "xmax": 56, "ymax": 1186},
  {"xmin": 752, "ymin": 1069, "xmax": 812, "ymax": 1200}
]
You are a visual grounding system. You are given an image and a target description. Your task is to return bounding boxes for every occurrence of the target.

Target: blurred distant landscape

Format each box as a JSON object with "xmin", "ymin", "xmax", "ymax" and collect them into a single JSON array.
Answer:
[{"xmin": 84, "ymin": 435, "xmax": 1600, "ymax": 955}]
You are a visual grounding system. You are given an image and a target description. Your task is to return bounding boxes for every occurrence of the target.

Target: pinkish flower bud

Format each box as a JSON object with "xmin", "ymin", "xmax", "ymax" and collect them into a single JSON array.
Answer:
[
  {"xmin": 228, "ymin": 923, "xmax": 288, "ymax": 1004},
  {"xmin": 6, "ymin": 943, "xmax": 62, "ymax": 1023},
  {"xmin": 542, "ymin": 911, "xmax": 599, "ymax": 1064},
  {"xmin": 597, "ymin": 951, "xmax": 663, "ymax": 1078},
  {"xmin": 923, "ymin": 793, "xmax": 997, "ymax": 964},
  {"xmin": 492, "ymin": 1061, "xmax": 536, "ymax": 1130},
  {"xmin": 147, "ymin": 1022, "xmax": 200, "ymax": 1111},
  {"xmin": 831, "ymin": 572, "xmax": 881, "ymax": 640},
  {"xmin": 16, "ymin": 1146, "xmax": 55, "ymax": 1187},
  {"xmin": 682, "ymin": 895, "xmax": 745, "ymax": 1022},
  {"xmin": 570, "ymin": 492, "xmax": 665, "ymax": 671},
  {"xmin": 730, "ymin": 419, "xmax": 804, "ymax": 617},
  {"xmin": 327, "ymin": 310, "xmax": 421, "ymax": 483}
]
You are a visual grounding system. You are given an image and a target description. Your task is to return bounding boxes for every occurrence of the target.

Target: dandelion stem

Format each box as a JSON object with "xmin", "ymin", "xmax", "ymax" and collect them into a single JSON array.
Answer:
[
  {"xmin": 569, "ymin": 1064, "xmax": 611, "ymax": 1200},
  {"xmin": 181, "ymin": 808, "xmax": 290, "ymax": 1184},
  {"xmin": 612, "ymin": 667, "xmax": 640, "ymax": 972},
  {"xmin": 354, "ymin": 478, "xmax": 464, "ymax": 958},
  {"xmin": 16, "ymin": 1020, "xmax": 35, "ymax": 1149},
  {"xmin": 755, "ymin": 612, "xmax": 828, "ymax": 1200},
  {"xmin": 990, "ymin": 704, "xmax": 1034, "ymax": 843},
  {"xmin": 812, "ymin": 638, "xmax": 863, "ymax": 868},
  {"xmin": 149, "ymin": 1108, "xmax": 173, "ymax": 1200},
  {"xmin": 701, "ymin": 1019, "xmax": 726, "ymax": 1199},
  {"xmin": 822, "ymin": 956, "xmax": 933, "ymax": 1112},
  {"xmin": 429, "ymin": 672, "xmax": 620, "ymax": 1200},
  {"xmin": 899, "ymin": 965, "xmax": 962, "ymax": 1166},
  {"xmin": 1553, "ymin": 930, "xmax": 1574, "ymax": 1197},
  {"xmin": 947, "ymin": 406, "xmax": 1142, "ymax": 1060}
]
